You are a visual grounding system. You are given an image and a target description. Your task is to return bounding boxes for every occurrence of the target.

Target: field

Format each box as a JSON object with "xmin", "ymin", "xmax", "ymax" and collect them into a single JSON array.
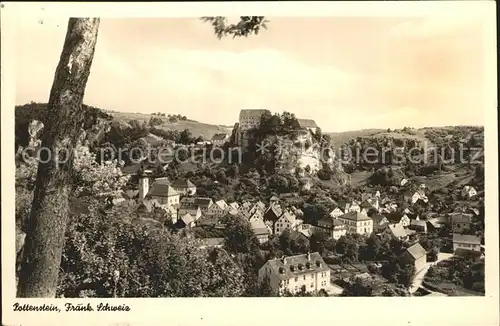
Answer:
[{"xmin": 110, "ymin": 111, "xmax": 233, "ymax": 140}]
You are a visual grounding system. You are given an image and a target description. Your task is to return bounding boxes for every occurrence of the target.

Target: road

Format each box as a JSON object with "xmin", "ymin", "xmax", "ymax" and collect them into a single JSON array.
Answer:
[{"xmin": 409, "ymin": 252, "xmax": 453, "ymax": 294}]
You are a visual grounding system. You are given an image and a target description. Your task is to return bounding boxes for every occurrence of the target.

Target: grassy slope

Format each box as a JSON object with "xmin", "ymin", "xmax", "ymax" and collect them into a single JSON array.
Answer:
[{"xmin": 110, "ymin": 111, "xmax": 233, "ymax": 140}]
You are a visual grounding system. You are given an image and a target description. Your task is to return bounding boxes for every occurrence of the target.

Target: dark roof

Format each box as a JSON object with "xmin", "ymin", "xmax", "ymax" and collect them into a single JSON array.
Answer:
[
  {"xmin": 297, "ymin": 118, "xmax": 318, "ymax": 129},
  {"xmin": 405, "ymin": 243, "xmax": 427, "ymax": 260},
  {"xmin": 317, "ymin": 217, "xmax": 345, "ymax": 229},
  {"xmin": 370, "ymin": 214, "xmax": 388, "ymax": 225},
  {"xmin": 453, "ymin": 234, "xmax": 481, "ymax": 244},
  {"xmin": 171, "ymin": 179, "xmax": 196, "ymax": 189},
  {"xmin": 386, "ymin": 212, "xmax": 407, "ymax": 223},
  {"xmin": 211, "ymin": 133, "xmax": 227, "ymax": 141},
  {"xmin": 338, "ymin": 211, "xmax": 372, "ymax": 222},
  {"xmin": 264, "ymin": 253, "xmax": 329, "ymax": 280},
  {"xmin": 147, "ymin": 184, "xmax": 179, "ymax": 197},
  {"xmin": 239, "ymin": 109, "xmax": 269, "ymax": 119}
]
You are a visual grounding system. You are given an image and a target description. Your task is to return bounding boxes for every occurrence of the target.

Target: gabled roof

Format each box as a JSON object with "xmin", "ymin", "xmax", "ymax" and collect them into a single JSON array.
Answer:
[
  {"xmin": 250, "ymin": 218, "xmax": 270, "ymax": 235},
  {"xmin": 338, "ymin": 211, "xmax": 372, "ymax": 222},
  {"xmin": 194, "ymin": 197, "xmax": 213, "ymax": 208},
  {"xmin": 279, "ymin": 211, "xmax": 296, "ymax": 224},
  {"xmin": 370, "ymin": 214, "xmax": 388, "ymax": 225},
  {"xmin": 147, "ymin": 184, "xmax": 179, "ymax": 198},
  {"xmin": 264, "ymin": 253, "xmax": 329, "ymax": 280},
  {"xmin": 154, "ymin": 177, "xmax": 170, "ymax": 185},
  {"xmin": 214, "ymin": 199, "xmax": 228, "ymax": 210},
  {"xmin": 239, "ymin": 109, "xmax": 269, "ymax": 119},
  {"xmin": 171, "ymin": 179, "xmax": 196, "ymax": 189},
  {"xmin": 388, "ymin": 223, "xmax": 408, "ymax": 238},
  {"xmin": 228, "ymin": 202, "xmax": 239, "ymax": 209},
  {"xmin": 453, "ymin": 233, "xmax": 481, "ymax": 245},
  {"xmin": 405, "ymin": 243, "xmax": 427, "ymax": 261},
  {"xmin": 180, "ymin": 213, "xmax": 195, "ymax": 225},
  {"xmin": 270, "ymin": 195, "xmax": 280, "ymax": 202},
  {"xmin": 297, "ymin": 118, "xmax": 318, "ymax": 129}
]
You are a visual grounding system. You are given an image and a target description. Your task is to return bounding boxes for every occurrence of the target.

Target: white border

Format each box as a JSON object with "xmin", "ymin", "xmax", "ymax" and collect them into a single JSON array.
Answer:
[{"xmin": 1, "ymin": 2, "xmax": 498, "ymax": 326}]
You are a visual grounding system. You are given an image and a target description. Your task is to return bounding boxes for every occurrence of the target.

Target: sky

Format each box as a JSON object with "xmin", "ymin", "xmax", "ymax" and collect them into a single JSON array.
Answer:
[{"xmin": 14, "ymin": 13, "xmax": 490, "ymax": 132}]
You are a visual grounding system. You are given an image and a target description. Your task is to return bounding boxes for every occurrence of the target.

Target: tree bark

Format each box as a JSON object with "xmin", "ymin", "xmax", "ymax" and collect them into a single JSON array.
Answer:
[{"xmin": 17, "ymin": 18, "xmax": 100, "ymax": 298}]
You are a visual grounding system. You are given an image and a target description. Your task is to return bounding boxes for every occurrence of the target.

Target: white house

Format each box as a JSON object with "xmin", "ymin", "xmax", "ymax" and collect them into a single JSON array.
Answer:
[
  {"xmin": 386, "ymin": 212, "xmax": 411, "ymax": 227},
  {"xmin": 316, "ymin": 217, "xmax": 347, "ymax": 240},
  {"xmin": 274, "ymin": 211, "xmax": 299, "ymax": 235},
  {"xmin": 258, "ymin": 253, "xmax": 330, "ymax": 295},
  {"xmin": 337, "ymin": 211, "xmax": 373, "ymax": 235},
  {"xmin": 208, "ymin": 199, "xmax": 228, "ymax": 217}
]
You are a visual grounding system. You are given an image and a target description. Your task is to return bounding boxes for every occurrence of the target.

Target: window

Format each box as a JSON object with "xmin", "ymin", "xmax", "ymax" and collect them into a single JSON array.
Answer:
[
  {"xmin": 303, "ymin": 275, "xmax": 306, "ymax": 280},
  {"xmin": 310, "ymin": 283, "xmax": 314, "ymax": 288},
  {"xmin": 311, "ymin": 274, "xmax": 314, "ymax": 279},
  {"xmin": 295, "ymin": 277, "xmax": 298, "ymax": 282},
  {"xmin": 295, "ymin": 286, "xmax": 298, "ymax": 292}
]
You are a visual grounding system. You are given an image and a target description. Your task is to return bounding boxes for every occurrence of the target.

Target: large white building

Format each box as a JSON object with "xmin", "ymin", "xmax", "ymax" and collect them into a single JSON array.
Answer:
[{"xmin": 258, "ymin": 252, "xmax": 330, "ymax": 295}]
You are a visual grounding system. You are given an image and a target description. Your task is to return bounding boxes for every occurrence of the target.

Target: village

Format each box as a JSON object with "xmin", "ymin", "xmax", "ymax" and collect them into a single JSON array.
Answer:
[{"xmin": 107, "ymin": 109, "xmax": 485, "ymax": 297}]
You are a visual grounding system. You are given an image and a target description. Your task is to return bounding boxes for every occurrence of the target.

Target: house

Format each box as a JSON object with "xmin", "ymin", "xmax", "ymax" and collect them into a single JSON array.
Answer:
[
  {"xmin": 211, "ymin": 133, "xmax": 228, "ymax": 146},
  {"xmin": 315, "ymin": 217, "xmax": 347, "ymax": 240},
  {"xmin": 197, "ymin": 237, "xmax": 225, "ymax": 250},
  {"xmin": 461, "ymin": 185, "xmax": 477, "ymax": 199},
  {"xmin": 344, "ymin": 201, "xmax": 361, "ymax": 214},
  {"xmin": 258, "ymin": 252, "xmax": 330, "ymax": 295},
  {"xmin": 228, "ymin": 202, "xmax": 239, "ymax": 210},
  {"xmin": 399, "ymin": 243, "xmax": 427, "ymax": 272},
  {"xmin": 251, "ymin": 218, "xmax": 270, "ymax": 244},
  {"xmin": 386, "ymin": 223, "xmax": 410, "ymax": 241},
  {"xmin": 330, "ymin": 207, "xmax": 344, "ymax": 219},
  {"xmin": 239, "ymin": 201, "xmax": 253, "ymax": 215},
  {"xmin": 194, "ymin": 197, "xmax": 214, "ymax": 214},
  {"xmin": 453, "ymin": 234, "xmax": 481, "ymax": 252},
  {"xmin": 274, "ymin": 211, "xmax": 299, "ymax": 235},
  {"xmin": 409, "ymin": 219, "xmax": 428, "ymax": 234},
  {"xmin": 370, "ymin": 214, "xmax": 390, "ymax": 233},
  {"xmin": 171, "ymin": 179, "xmax": 197, "ymax": 196},
  {"xmin": 386, "ymin": 212, "xmax": 411, "ymax": 227},
  {"xmin": 426, "ymin": 218, "xmax": 443, "ymax": 232},
  {"xmin": 337, "ymin": 211, "xmax": 373, "ymax": 235},
  {"xmin": 248, "ymin": 211, "xmax": 263, "ymax": 223},
  {"xmin": 208, "ymin": 199, "xmax": 228, "ymax": 217},
  {"xmin": 146, "ymin": 181, "xmax": 180, "ymax": 209},
  {"xmin": 297, "ymin": 119, "xmax": 319, "ymax": 134},
  {"xmin": 450, "ymin": 213, "xmax": 473, "ymax": 233}
]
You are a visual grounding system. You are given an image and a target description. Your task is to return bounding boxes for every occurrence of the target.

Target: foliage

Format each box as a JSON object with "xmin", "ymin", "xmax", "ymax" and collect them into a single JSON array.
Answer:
[
  {"xmin": 341, "ymin": 278, "xmax": 373, "ymax": 297},
  {"xmin": 58, "ymin": 203, "xmax": 246, "ymax": 297},
  {"xmin": 17, "ymin": 145, "xmax": 129, "ymax": 198}
]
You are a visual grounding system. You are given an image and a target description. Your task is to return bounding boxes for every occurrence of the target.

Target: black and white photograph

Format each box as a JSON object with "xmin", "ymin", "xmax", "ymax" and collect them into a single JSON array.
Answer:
[{"xmin": 2, "ymin": 1, "xmax": 499, "ymax": 325}]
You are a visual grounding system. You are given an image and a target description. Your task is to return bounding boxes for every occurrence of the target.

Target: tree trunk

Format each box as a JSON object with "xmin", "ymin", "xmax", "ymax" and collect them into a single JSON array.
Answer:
[{"xmin": 17, "ymin": 18, "xmax": 100, "ymax": 298}]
